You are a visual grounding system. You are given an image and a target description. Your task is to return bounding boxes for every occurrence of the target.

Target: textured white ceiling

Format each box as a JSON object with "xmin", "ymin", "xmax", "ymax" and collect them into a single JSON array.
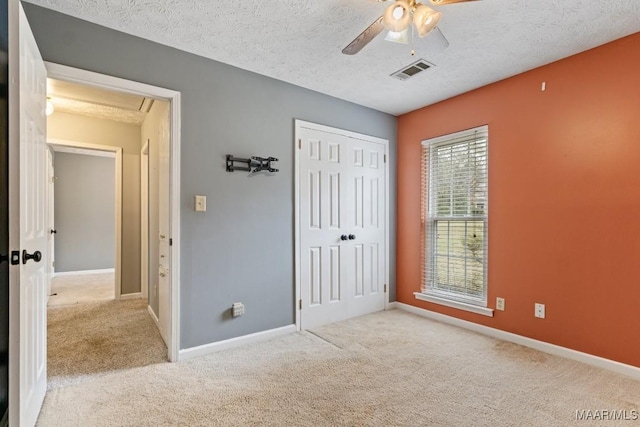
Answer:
[
  {"xmin": 49, "ymin": 97, "xmax": 148, "ymax": 125},
  {"xmin": 26, "ymin": 0, "xmax": 640, "ymax": 116},
  {"xmin": 47, "ymin": 77, "xmax": 149, "ymax": 125}
]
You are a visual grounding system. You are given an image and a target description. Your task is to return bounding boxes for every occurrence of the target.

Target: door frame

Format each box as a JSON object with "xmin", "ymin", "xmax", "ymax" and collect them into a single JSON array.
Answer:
[
  {"xmin": 293, "ymin": 119, "xmax": 390, "ymax": 331},
  {"xmin": 45, "ymin": 62, "xmax": 182, "ymax": 362},
  {"xmin": 47, "ymin": 140, "xmax": 123, "ymax": 298},
  {"xmin": 46, "ymin": 147, "xmax": 54, "ymax": 296}
]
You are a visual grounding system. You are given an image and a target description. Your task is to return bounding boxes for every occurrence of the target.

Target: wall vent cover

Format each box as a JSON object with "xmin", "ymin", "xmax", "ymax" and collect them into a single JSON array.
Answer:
[{"xmin": 391, "ymin": 59, "xmax": 435, "ymax": 81}]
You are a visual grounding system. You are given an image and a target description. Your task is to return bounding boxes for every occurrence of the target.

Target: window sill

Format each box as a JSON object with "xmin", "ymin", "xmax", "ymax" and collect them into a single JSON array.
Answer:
[{"xmin": 414, "ymin": 292, "xmax": 494, "ymax": 317}]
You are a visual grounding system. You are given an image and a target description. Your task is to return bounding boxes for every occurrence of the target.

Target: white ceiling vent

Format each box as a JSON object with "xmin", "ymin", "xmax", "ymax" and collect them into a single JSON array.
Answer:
[{"xmin": 391, "ymin": 59, "xmax": 435, "ymax": 81}]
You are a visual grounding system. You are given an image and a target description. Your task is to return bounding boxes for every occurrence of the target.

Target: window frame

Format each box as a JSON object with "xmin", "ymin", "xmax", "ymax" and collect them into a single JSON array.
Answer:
[{"xmin": 421, "ymin": 125, "xmax": 489, "ymax": 308}]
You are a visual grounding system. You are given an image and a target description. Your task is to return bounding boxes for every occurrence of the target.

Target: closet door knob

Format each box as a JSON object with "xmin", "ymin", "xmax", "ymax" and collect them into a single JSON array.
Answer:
[
  {"xmin": 348, "ymin": 234, "xmax": 356, "ymax": 240},
  {"xmin": 22, "ymin": 250, "xmax": 42, "ymax": 264},
  {"xmin": 340, "ymin": 235, "xmax": 348, "ymax": 241}
]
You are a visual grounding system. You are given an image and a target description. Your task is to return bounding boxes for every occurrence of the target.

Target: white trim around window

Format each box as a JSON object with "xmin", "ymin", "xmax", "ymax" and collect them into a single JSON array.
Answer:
[{"xmin": 421, "ymin": 125, "xmax": 489, "ymax": 308}]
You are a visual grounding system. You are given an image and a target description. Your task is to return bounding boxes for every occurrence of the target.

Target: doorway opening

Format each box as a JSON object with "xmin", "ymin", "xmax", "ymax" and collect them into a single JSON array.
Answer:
[
  {"xmin": 44, "ymin": 77, "xmax": 173, "ymax": 387},
  {"xmin": 46, "ymin": 141, "xmax": 121, "ymax": 305},
  {"xmin": 46, "ymin": 142, "xmax": 118, "ymax": 307},
  {"xmin": 44, "ymin": 63, "xmax": 182, "ymax": 364}
]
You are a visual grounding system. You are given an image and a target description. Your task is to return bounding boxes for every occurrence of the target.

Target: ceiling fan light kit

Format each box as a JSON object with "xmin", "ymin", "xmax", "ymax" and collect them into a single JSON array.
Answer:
[
  {"xmin": 413, "ymin": 5, "xmax": 442, "ymax": 37},
  {"xmin": 383, "ymin": 1, "xmax": 442, "ymax": 37},
  {"xmin": 383, "ymin": 0, "xmax": 412, "ymax": 32},
  {"xmin": 385, "ymin": 28, "xmax": 410, "ymax": 44},
  {"xmin": 343, "ymin": 0, "xmax": 477, "ymax": 56}
]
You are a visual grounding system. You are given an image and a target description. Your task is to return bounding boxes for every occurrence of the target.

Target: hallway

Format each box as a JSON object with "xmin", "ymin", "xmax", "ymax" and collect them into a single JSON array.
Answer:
[
  {"xmin": 47, "ymin": 274, "xmax": 167, "ymax": 390},
  {"xmin": 48, "ymin": 273, "xmax": 114, "ymax": 307}
]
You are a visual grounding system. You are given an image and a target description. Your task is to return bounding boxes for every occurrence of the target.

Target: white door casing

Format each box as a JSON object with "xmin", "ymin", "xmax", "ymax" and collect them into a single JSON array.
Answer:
[
  {"xmin": 46, "ymin": 147, "xmax": 55, "ymax": 294},
  {"xmin": 8, "ymin": 3, "xmax": 48, "ymax": 425},
  {"xmin": 296, "ymin": 120, "xmax": 388, "ymax": 330}
]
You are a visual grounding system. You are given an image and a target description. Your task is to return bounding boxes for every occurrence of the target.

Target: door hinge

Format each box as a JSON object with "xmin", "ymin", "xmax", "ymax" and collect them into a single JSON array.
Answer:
[
  {"xmin": 384, "ymin": 154, "xmax": 387, "ymax": 163},
  {"xmin": 298, "ymin": 139, "xmax": 302, "ymax": 149},
  {"xmin": 169, "ymin": 238, "xmax": 173, "ymax": 246},
  {"xmin": 299, "ymin": 299, "xmax": 302, "ymax": 310},
  {"xmin": 384, "ymin": 284, "xmax": 387, "ymax": 293}
]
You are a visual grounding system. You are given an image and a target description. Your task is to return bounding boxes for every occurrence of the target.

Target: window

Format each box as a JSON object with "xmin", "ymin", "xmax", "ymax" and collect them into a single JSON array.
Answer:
[{"xmin": 421, "ymin": 126, "xmax": 488, "ymax": 308}]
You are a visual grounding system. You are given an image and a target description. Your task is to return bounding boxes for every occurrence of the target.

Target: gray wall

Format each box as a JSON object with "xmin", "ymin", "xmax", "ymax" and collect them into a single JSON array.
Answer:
[
  {"xmin": 48, "ymin": 112, "xmax": 142, "ymax": 294},
  {"xmin": 24, "ymin": 3, "xmax": 398, "ymax": 349},
  {"xmin": 53, "ymin": 152, "xmax": 115, "ymax": 272}
]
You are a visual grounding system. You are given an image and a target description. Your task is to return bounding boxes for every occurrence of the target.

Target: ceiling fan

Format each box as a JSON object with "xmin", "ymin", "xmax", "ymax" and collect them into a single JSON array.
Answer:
[{"xmin": 342, "ymin": 0, "xmax": 479, "ymax": 55}]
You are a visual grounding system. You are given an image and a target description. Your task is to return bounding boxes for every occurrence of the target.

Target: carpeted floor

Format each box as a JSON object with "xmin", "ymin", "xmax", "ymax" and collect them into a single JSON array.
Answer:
[
  {"xmin": 48, "ymin": 273, "xmax": 115, "ymax": 307},
  {"xmin": 38, "ymin": 309, "xmax": 640, "ymax": 426},
  {"xmin": 47, "ymin": 298, "xmax": 167, "ymax": 390}
]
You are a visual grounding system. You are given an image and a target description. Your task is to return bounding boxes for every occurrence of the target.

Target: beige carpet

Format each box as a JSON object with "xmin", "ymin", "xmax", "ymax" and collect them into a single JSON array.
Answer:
[
  {"xmin": 47, "ymin": 298, "xmax": 167, "ymax": 390},
  {"xmin": 48, "ymin": 273, "xmax": 115, "ymax": 307},
  {"xmin": 38, "ymin": 310, "xmax": 640, "ymax": 426}
]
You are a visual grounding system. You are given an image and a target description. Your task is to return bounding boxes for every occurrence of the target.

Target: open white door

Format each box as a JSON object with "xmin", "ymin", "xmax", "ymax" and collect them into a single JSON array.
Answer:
[
  {"xmin": 158, "ymin": 106, "xmax": 171, "ymax": 345},
  {"xmin": 141, "ymin": 141, "xmax": 149, "ymax": 299},
  {"xmin": 8, "ymin": 2, "xmax": 49, "ymax": 425}
]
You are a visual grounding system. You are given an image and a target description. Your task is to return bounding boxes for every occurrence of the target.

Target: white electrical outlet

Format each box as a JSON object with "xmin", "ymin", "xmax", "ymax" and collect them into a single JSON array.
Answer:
[
  {"xmin": 195, "ymin": 195, "xmax": 206, "ymax": 212},
  {"xmin": 535, "ymin": 303, "xmax": 545, "ymax": 319},
  {"xmin": 232, "ymin": 302, "xmax": 244, "ymax": 317},
  {"xmin": 496, "ymin": 297, "xmax": 505, "ymax": 311}
]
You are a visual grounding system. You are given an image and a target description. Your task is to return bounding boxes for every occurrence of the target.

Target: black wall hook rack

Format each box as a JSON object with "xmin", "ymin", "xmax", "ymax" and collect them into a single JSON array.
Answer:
[{"xmin": 226, "ymin": 155, "xmax": 279, "ymax": 174}]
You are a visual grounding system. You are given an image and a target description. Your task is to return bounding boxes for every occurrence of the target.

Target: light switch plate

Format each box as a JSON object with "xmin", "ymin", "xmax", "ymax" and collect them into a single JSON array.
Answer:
[{"xmin": 195, "ymin": 195, "xmax": 206, "ymax": 212}]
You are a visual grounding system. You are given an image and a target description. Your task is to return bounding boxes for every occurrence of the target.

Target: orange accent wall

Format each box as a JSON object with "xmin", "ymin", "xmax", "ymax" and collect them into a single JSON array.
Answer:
[{"xmin": 397, "ymin": 32, "xmax": 640, "ymax": 368}]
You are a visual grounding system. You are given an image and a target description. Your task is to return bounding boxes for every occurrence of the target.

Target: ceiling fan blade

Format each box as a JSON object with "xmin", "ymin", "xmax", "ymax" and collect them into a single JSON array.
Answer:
[
  {"xmin": 342, "ymin": 16, "xmax": 385, "ymax": 55},
  {"xmin": 428, "ymin": 0, "xmax": 480, "ymax": 5}
]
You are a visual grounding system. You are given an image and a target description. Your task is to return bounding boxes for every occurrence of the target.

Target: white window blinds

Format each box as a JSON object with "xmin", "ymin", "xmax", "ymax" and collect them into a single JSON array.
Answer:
[{"xmin": 421, "ymin": 126, "xmax": 488, "ymax": 306}]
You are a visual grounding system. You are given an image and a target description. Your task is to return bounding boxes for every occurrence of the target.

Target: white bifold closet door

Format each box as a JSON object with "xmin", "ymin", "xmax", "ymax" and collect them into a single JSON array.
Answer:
[{"xmin": 298, "ymin": 123, "xmax": 386, "ymax": 330}]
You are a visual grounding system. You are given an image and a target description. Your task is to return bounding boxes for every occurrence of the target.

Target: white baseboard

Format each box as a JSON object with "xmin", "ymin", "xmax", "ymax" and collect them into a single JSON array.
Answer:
[
  {"xmin": 54, "ymin": 268, "xmax": 114, "ymax": 277},
  {"xmin": 179, "ymin": 324, "xmax": 297, "ymax": 361},
  {"xmin": 394, "ymin": 302, "xmax": 640, "ymax": 381},
  {"xmin": 147, "ymin": 305, "xmax": 159, "ymax": 325},
  {"xmin": 387, "ymin": 301, "xmax": 399, "ymax": 310},
  {"xmin": 119, "ymin": 292, "xmax": 142, "ymax": 300}
]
